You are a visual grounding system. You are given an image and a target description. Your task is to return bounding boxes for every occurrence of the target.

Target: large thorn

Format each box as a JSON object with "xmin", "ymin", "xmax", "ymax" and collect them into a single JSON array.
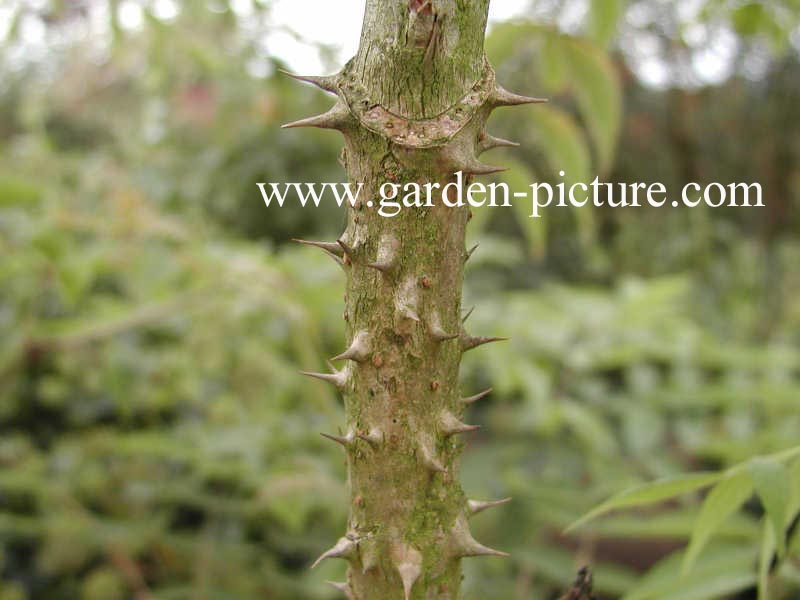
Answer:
[
  {"xmin": 418, "ymin": 435, "xmax": 446, "ymax": 474},
  {"xmin": 281, "ymin": 100, "xmax": 351, "ymax": 130},
  {"xmin": 398, "ymin": 306, "xmax": 421, "ymax": 322},
  {"xmin": 461, "ymin": 387, "xmax": 493, "ymax": 406},
  {"xmin": 479, "ymin": 134, "xmax": 520, "ymax": 154},
  {"xmin": 331, "ymin": 330, "xmax": 371, "ymax": 363},
  {"xmin": 490, "ymin": 84, "xmax": 548, "ymax": 108},
  {"xmin": 278, "ymin": 69, "xmax": 339, "ymax": 94},
  {"xmin": 465, "ymin": 243, "xmax": 480, "ymax": 263},
  {"xmin": 337, "ymin": 237, "xmax": 356, "ymax": 259},
  {"xmin": 326, "ymin": 581, "xmax": 355, "ymax": 599},
  {"xmin": 449, "ymin": 514, "xmax": 510, "ymax": 558},
  {"xmin": 299, "ymin": 364, "xmax": 348, "ymax": 390},
  {"xmin": 468, "ymin": 497, "xmax": 512, "ymax": 517},
  {"xmin": 360, "ymin": 540, "xmax": 380, "ymax": 574},
  {"xmin": 440, "ymin": 410, "xmax": 480, "ymax": 436},
  {"xmin": 320, "ymin": 429, "xmax": 356, "ymax": 448},
  {"xmin": 292, "ymin": 239, "xmax": 344, "ymax": 256},
  {"xmin": 292, "ymin": 239, "xmax": 346, "ymax": 270},
  {"xmin": 367, "ymin": 233, "xmax": 400, "ymax": 274},
  {"xmin": 461, "ymin": 333, "xmax": 509, "ymax": 353},
  {"xmin": 391, "ymin": 543, "xmax": 423, "ymax": 600},
  {"xmin": 460, "ymin": 158, "xmax": 507, "ymax": 176},
  {"xmin": 429, "ymin": 312, "xmax": 458, "ymax": 342},
  {"xmin": 311, "ymin": 537, "xmax": 357, "ymax": 569},
  {"xmin": 358, "ymin": 427, "xmax": 383, "ymax": 447},
  {"xmin": 395, "ymin": 276, "xmax": 421, "ymax": 325}
]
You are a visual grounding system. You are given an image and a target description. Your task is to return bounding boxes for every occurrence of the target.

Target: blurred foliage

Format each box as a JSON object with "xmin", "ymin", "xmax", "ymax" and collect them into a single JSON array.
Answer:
[{"xmin": 1, "ymin": 1, "xmax": 800, "ymax": 599}]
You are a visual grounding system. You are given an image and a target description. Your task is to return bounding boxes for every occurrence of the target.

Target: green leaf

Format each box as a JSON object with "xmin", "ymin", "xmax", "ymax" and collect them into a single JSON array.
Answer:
[
  {"xmin": 563, "ymin": 38, "xmax": 622, "ymax": 174},
  {"xmin": 527, "ymin": 105, "xmax": 595, "ymax": 246},
  {"xmin": 529, "ymin": 105, "xmax": 592, "ymax": 184},
  {"xmin": 566, "ymin": 472, "xmax": 723, "ymax": 532},
  {"xmin": 758, "ymin": 517, "xmax": 775, "ymax": 600},
  {"xmin": 623, "ymin": 544, "xmax": 757, "ymax": 600},
  {"xmin": 682, "ymin": 471, "xmax": 754, "ymax": 573},
  {"xmin": 496, "ymin": 158, "xmax": 547, "ymax": 259},
  {"xmin": 588, "ymin": 0, "xmax": 625, "ymax": 47},
  {"xmin": 536, "ymin": 32, "xmax": 569, "ymax": 93},
  {"xmin": 749, "ymin": 458, "xmax": 791, "ymax": 557}
]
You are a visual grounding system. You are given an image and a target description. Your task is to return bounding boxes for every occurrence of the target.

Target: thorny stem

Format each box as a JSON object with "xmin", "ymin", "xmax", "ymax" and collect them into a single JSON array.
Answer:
[{"xmin": 286, "ymin": 1, "xmax": 545, "ymax": 597}]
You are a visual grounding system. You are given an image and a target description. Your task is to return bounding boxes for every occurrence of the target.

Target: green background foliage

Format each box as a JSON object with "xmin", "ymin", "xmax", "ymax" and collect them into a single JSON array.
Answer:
[{"xmin": 1, "ymin": 1, "xmax": 799, "ymax": 598}]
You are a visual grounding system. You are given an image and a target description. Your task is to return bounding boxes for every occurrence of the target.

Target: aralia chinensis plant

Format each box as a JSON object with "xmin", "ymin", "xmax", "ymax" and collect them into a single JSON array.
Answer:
[{"xmin": 284, "ymin": 1, "xmax": 545, "ymax": 597}]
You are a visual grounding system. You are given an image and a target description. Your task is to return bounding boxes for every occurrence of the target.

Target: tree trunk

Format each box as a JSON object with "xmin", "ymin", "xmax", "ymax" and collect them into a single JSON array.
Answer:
[{"xmin": 285, "ymin": 1, "xmax": 543, "ymax": 597}]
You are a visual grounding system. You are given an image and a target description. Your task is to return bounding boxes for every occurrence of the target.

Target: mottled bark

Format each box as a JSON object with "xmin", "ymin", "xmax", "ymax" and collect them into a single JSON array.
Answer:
[{"xmin": 286, "ymin": 1, "xmax": 543, "ymax": 597}]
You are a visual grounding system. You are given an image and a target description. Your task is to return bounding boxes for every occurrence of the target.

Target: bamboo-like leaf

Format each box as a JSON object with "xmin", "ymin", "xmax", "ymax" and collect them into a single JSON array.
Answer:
[
  {"xmin": 749, "ymin": 458, "xmax": 791, "ymax": 558},
  {"xmin": 622, "ymin": 544, "xmax": 757, "ymax": 600},
  {"xmin": 495, "ymin": 158, "xmax": 547, "ymax": 259},
  {"xmin": 682, "ymin": 471, "xmax": 753, "ymax": 573},
  {"xmin": 587, "ymin": 0, "xmax": 626, "ymax": 47},
  {"xmin": 757, "ymin": 517, "xmax": 775, "ymax": 600},
  {"xmin": 566, "ymin": 472, "xmax": 722, "ymax": 533},
  {"xmin": 563, "ymin": 38, "xmax": 622, "ymax": 174}
]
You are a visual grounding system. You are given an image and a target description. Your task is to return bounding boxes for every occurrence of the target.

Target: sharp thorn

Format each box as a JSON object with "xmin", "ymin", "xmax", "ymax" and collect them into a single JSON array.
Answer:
[
  {"xmin": 320, "ymin": 430, "xmax": 355, "ymax": 448},
  {"xmin": 391, "ymin": 544, "xmax": 423, "ymax": 600},
  {"xmin": 282, "ymin": 101, "xmax": 351, "ymax": 130},
  {"xmin": 430, "ymin": 325, "xmax": 459, "ymax": 342},
  {"xmin": 299, "ymin": 367, "xmax": 347, "ymax": 390},
  {"xmin": 461, "ymin": 387, "xmax": 493, "ymax": 405},
  {"xmin": 429, "ymin": 312, "xmax": 458, "ymax": 342},
  {"xmin": 331, "ymin": 331, "xmax": 370, "ymax": 363},
  {"xmin": 278, "ymin": 69, "xmax": 339, "ymax": 94},
  {"xmin": 367, "ymin": 261, "xmax": 392, "ymax": 273},
  {"xmin": 461, "ymin": 335, "xmax": 509, "ymax": 352},
  {"xmin": 367, "ymin": 234, "xmax": 399, "ymax": 274},
  {"xmin": 491, "ymin": 84, "xmax": 548, "ymax": 107},
  {"xmin": 479, "ymin": 134, "xmax": 520, "ymax": 154},
  {"xmin": 398, "ymin": 306, "xmax": 421, "ymax": 323},
  {"xmin": 361, "ymin": 542, "xmax": 380, "ymax": 574},
  {"xmin": 311, "ymin": 537, "xmax": 357, "ymax": 569},
  {"xmin": 468, "ymin": 497, "xmax": 512, "ymax": 516},
  {"xmin": 440, "ymin": 410, "xmax": 480, "ymax": 436},
  {"xmin": 292, "ymin": 239, "xmax": 344, "ymax": 256},
  {"xmin": 418, "ymin": 437, "xmax": 447, "ymax": 474},
  {"xmin": 450, "ymin": 515, "xmax": 510, "ymax": 558},
  {"xmin": 465, "ymin": 243, "xmax": 480, "ymax": 262},
  {"xmin": 358, "ymin": 427, "xmax": 383, "ymax": 447},
  {"xmin": 337, "ymin": 238, "xmax": 356, "ymax": 258},
  {"xmin": 461, "ymin": 160, "xmax": 507, "ymax": 176}
]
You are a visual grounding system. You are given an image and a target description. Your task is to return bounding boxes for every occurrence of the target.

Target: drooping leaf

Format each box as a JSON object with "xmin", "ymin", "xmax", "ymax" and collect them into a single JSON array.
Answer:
[
  {"xmin": 563, "ymin": 38, "xmax": 622, "ymax": 174},
  {"xmin": 588, "ymin": 0, "xmax": 626, "ymax": 47},
  {"xmin": 682, "ymin": 471, "xmax": 753, "ymax": 573},
  {"xmin": 566, "ymin": 471, "xmax": 723, "ymax": 532},
  {"xmin": 749, "ymin": 458, "xmax": 791, "ymax": 557},
  {"xmin": 623, "ymin": 544, "xmax": 757, "ymax": 600},
  {"xmin": 758, "ymin": 517, "xmax": 775, "ymax": 600}
]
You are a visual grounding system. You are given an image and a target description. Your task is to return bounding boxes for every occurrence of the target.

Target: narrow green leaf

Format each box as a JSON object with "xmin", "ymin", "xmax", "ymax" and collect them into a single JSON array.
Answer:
[
  {"xmin": 563, "ymin": 38, "xmax": 622, "ymax": 174},
  {"xmin": 749, "ymin": 458, "xmax": 791, "ymax": 557},
  {"xmin": 566, "ymin": 472, "xmax": 723, "ymax": 533},
  {"xmin": 682, "ymin": 471, "xmax": 753, "ymax": 574},
  {"xmin": 498, "ymin": 158, "xmax": 547, "ymax": 259},
  {"xmin": 623, "ymin": 544, "xmax": 757, "ymax": 600},
  {"xmin": 536, "ymin": 31, "xmax": 569, "ymax": 93},
  {"xmin": 527, "ymin": 105, "xmax": 595, "ymax": 246},
  {"xmin": 758, "ymin": 517, "xmax": 775, "ymax": 600},
  {"xmin": 588, "ymin": 0, "xmax": 625, "ymax": 47}
]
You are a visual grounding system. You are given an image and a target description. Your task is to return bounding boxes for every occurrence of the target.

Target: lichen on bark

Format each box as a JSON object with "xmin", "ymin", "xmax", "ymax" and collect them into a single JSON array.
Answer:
[{"xmin": 285, "ymin": 1, "xmax": 544, "ymax": 597}]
